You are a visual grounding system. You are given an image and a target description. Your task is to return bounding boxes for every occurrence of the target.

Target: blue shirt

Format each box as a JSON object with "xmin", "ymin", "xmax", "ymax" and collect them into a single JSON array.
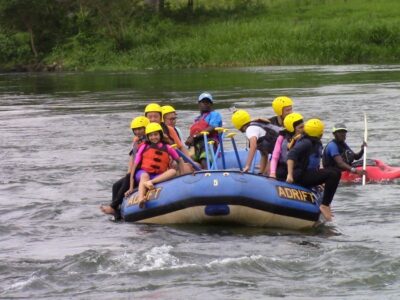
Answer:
[{"xmin": 196, "ymin": 111, "xmax": 222, "ymax": 128}]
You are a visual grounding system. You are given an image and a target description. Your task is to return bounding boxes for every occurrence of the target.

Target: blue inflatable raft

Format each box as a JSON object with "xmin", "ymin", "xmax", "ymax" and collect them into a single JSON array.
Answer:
[{"xmin": 121, "ymin": 170, "xmax": 323, "ymax": 230}]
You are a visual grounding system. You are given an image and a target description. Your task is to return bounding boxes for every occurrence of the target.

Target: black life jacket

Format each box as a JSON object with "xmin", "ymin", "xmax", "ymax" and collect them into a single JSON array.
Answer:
[
  {"xmin": 249, "ymin": 119, "xmax": 281, "ymax": 153},
  {"xmin": 322, "ymin": 140, "xmax": 355, "ymax": 168}
]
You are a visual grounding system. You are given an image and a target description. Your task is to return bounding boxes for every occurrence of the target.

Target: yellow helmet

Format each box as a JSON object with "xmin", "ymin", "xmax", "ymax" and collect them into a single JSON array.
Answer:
[
  {"xmin": 304, "ymin": 119, "xmax": 324, "ymax": 138},
  {"xmin": 130, "ymin": 116, "xmax": 150, "ymax": 129},
  {"xmin": 283, "ymin": 112, "xmax": 303, "ymax": 133},
  {"xmin": 161, "ymin": 105, "xmax": 176, "ymax": 117},
  {"xmin": 232, "ymin": 109, "xmax": 251, "ymax": 130},
  {"xmin": 272, "ymin": 96, "xmax": 293, "ymax": 116},
  {"xmin": 144, "ymin": 103, "xmax": 162, "ymax": 115},
  {"xmin": 145, "ymin": 122, "xmax": 163, "ymax": 135}
]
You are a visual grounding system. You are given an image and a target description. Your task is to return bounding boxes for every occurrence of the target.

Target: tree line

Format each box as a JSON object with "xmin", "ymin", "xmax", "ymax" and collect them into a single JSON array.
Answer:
[{"xmin": 0, "ymin": 0, "xmax": 261, "ymax": 69}]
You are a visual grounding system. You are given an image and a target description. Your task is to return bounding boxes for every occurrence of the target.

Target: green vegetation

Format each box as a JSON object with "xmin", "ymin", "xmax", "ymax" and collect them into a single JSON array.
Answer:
[{"xmin": 0, "ymin": 0, "xmax": 399, "ymax": 71}]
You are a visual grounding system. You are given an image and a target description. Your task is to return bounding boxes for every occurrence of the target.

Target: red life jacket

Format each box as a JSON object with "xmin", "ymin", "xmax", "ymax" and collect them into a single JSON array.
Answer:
[
  {"xmin": 190, "ymin": 112, "xmax": 211, "ymax": 137},
  {"xmin": 140, "ymin": 143, "xmax": 170, "ymax": 174}
]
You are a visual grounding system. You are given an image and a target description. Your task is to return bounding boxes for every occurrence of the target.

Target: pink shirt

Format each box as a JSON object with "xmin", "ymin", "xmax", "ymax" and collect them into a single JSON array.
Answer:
[
  {"xmin": 134, "ymin": 142, "xmax": 179, "ymax": 165},
  {"xmin": 270, "ymin": 135, "xmax": 284, "ymax": 175}
]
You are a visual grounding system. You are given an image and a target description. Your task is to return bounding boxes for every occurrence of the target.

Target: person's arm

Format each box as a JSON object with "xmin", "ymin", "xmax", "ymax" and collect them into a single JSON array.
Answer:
[
  {"xmin": 244, "ymin": 136, "xmax": 257, "ymax": 172},
  {"xmin": 286, "ymin": 159, "xmax": 295, "ymax": 183},
  {"xmin": 127, "ymin": 155, "xmax": 134, "ymax": 173},
  {"xmin": 270, "ymin": 135, "xmax": 284, "ymax": 178},
  {"xmin": 354, "ymin": 142, "xmax": 366, "ymax": 160},
  {"xmin": 125, "ymin": 163, "xmax": 137, "ymax": 196}
]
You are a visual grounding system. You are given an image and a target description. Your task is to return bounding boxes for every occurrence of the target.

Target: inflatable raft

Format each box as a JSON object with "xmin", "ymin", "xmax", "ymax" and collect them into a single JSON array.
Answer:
[{"xmin": 121, "ymin": 170, "xmax": 323, "ymax": 230}]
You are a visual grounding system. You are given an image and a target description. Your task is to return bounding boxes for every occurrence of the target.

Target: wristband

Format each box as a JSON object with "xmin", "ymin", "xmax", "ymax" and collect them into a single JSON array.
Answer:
[{"xmin": 350, "ymin": 167, "xmax": 356, "ymax": 173}]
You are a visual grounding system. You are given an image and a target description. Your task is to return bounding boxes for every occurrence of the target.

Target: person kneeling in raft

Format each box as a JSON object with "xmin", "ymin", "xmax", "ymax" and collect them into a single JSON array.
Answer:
[
  {"xmin": 231, "ymin": 109, "xmax": 280, "ymax": 175},
  {"xmin": 286, "ymin": 119, "xmax": 341, "ymax": 221},
  {"xmin": 125, "ymin": 122, "xmax": 185, "ymax": 208}
]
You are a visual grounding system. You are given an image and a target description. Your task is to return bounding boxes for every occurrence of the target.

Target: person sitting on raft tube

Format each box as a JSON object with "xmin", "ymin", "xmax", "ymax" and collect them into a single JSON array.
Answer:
[
  {"xmin": 144, "ymin": 103, "xmax": 191, "ymax": 158},
  {"xmin": 231, "ymin": 109, "xmax": 280, "ymax": 175},
  {"xmin": 185, "ymin": 92, "xmax": 222, "ymax": 169},
  {"xmin": 269, "ymin": 96, "xmax": 294, "ymax": 127},
  {"xmin": 286, "ymin": 119, "xmax": 341, "ymax": 221},
  {"xmin": 270, "ymin": 112, "xmax": 304, "ymax": 181},
  {"xmin": 100, "ymin": 116, "xmax": 149, "ymax": 215},
  {"xmin": 322, "ymin": 123, "xmax": 366, "ymax": 176},
  {"xmin": 162, "ymin": 105, "xmax": 183, "ymax": 141},
  {"xmin": 125, "ymin": 123, "xmax": 185, "ymax": 207}
]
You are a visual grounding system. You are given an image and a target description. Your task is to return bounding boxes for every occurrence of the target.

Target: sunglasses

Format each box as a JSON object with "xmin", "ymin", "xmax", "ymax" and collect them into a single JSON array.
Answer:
[{"xmin": 166, "ymin": 117, "xmax": 177, "ymax": 121}]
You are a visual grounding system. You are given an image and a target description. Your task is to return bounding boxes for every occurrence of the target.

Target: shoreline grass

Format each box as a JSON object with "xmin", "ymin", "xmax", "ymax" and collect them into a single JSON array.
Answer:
[{"xmin": 2, "ymin": 0, "xmax": 400, "ymax": 71}]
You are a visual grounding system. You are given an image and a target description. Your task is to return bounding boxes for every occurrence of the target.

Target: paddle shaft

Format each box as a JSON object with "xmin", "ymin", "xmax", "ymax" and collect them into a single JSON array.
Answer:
[{"xmin": 362, "ymin": 113, "xmax": 368, "ymax": 185}]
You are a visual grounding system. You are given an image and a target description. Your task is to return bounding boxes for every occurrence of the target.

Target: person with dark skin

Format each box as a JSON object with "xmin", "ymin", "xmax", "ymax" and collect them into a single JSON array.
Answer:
[
  {"xmin": 185, "ymin": 92, "xmax": 222, "ymax": 169},
  {"xmin": 322, "ymin": 123, "xmax": 367, "ymax": 176},
  {"xmin": 286, "ymin": 119, "xmax": 341, "ymax": 221}
]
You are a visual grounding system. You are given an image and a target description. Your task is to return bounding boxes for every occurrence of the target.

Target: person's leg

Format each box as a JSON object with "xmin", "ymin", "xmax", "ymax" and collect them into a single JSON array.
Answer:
[
  {"xmin": 100, "ymin": 175, "xmax": 126, "ymax": 215},
  {"xmin": 297, "ymin": 168, "xmax": 341, "ymax": 221},
  {"xmin": 146, "ymin": 169, "xmax": 177, "ymax": 187},
  {"xmin": 138, "ymin": 172, "xmax": 150, "ymax": 207}
]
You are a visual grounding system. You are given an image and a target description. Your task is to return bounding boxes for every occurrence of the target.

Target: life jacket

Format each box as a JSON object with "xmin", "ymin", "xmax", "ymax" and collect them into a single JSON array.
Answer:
[
  {"xmin": 160, "ymin": 122, "xmax": 174, "ymax": 145},
  {"xmin": 130, "ymin": 136, "xmax": 146, "ymax": 157},
  {"xmin": 292, "ymin": 135, "xmax": 322, "ymax": 174},
  {"xmin": 278, "ymin": 132, "xmax": 301, "ymax": 164},
  {"xmin": 190, "ymin": 112, "xmax": 210, "ymax": 137},
  {"xmin": 249, "ymin": 119, "xmax": 280, "ymax": 153},
  {"xmin": 140, "ymin": 142, "xmax": 170, "ymax": 174},
  {"xmin": 322, "ymin": 140, "xmax": 355, "ymax": 168},
  {"xmin": 268, "ymin": 116, "xmax": 281, "ymax": 127}
]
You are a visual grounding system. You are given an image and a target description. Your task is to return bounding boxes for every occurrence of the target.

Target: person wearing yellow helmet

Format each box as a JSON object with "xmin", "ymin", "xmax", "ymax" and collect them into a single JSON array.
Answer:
[
  {"xmin": 144, "ymin": 103, "xmax": 191, "ymax": 158},
  {"xmin": 231, "ymin": 109, "xmax": 281, "ymax": 174},
  {"xmin": 100, "ymin": 116, "xmax": 150, "ymax": 216},
  {"xmin": 322, "ymin": 123, "xmax": 366, "ymax": 176},
  {"xmin": 162, "ymin": 105, "xmax": 183, "ymax": 141},
  {"xmin": 185, "ymin": 92, "xmax": 223, "ymax": 169},
  {"xmin": 270, "ymin": 112, "xmax": 304, "ymax": 180},
  {"xmin": 125, "ymin": 122, "xmax": 184, "ymax": 208},
  {"xmin": 269, "ymin": 96, "xmax": 294, "ymax": 127},
  {"xmin": 286, "ymin": 118, "xmax": 341, "ymax": 221}
]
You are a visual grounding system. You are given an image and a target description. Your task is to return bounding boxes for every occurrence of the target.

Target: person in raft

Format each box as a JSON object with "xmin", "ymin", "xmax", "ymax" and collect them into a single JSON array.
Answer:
[
  {"xmin": 185, "ymin": 92, "xmax": 222, "ymax": 169},
  {"xmin": 286, "ymin": 119, "xmax": 341, "ymax": 221},
  {"xmin": 144, "ymin": 103, "xmax": 191, "ymax": 158},
  {"xmin": 270, "ymin": 112, "xmax": 304, "ymax": 181},
  {"xmin": 125, "ymin": 122, "xmax": 184, "ymax": 208},
  {"xmin": 100, "ymin": 116, "xmax": 149, "ymax": 215},
  {"xmin": 162, "ymin": 105, "xmax": 183, "ymax": 141},
  {"xmin": 231, "ymin": 109, "xmax": 280, "ymax": 175},
  {"xmin": 322, "ymin": 123, "xmax": 366, "ymax": 176},
  {"xmin": 269, "ymin": 96, "xmax": 294, "ymax": 127}
]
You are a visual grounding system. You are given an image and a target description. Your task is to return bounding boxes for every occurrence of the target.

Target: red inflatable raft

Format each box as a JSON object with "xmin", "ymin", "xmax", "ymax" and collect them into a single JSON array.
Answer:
[{"xmin": 341, "ymin": 159, "xmax": 400, "ymax": 183}]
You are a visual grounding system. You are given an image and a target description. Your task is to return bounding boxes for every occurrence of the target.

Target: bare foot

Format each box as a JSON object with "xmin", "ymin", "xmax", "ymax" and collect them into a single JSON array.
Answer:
[
  {"xmin": 320, "ymin": 205, "xmax": 333, "ymax": 221},
  {"xmin": 100, "ymin": 205, "xmax": 115, "ymax": 215},
  {"xmin": 138, "ymin": 197, "xmax": 147, "ymax": 209},
  {"xmin": 144, "ymin": 180, "xmax": 154, "ymax": 190}
]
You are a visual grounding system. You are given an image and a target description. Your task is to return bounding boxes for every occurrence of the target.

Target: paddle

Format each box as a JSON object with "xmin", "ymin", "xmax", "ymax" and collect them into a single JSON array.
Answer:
[
  {"xmin": 226, "ymin": 132, "xmax": 243, "ymax": 171},
  {"xmin": 201, "ymin": 131, "xmax": 211, "ymax": 170},
  {"xmin": 362, "ymin": 112, "xmax": 368, "ymax": 186},
  {"xmin": 171, "ymin": 144, "xmax": 202, "ymax": 171},
  {"xmin": 215, "ymin": 127, "xmax": 227, "ymax": 169}
]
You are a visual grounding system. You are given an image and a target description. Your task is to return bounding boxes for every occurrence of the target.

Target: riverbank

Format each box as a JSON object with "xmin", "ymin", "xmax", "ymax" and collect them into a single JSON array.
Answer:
[{"xmin": 1, "ymin": 0, "xmax": 399, "ymax": 71}]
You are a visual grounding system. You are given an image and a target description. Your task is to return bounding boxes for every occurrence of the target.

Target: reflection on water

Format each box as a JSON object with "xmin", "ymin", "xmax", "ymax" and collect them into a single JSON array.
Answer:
[{"xmin": 1, "ymin": 65, "xmax": 400, "ymax": 299}]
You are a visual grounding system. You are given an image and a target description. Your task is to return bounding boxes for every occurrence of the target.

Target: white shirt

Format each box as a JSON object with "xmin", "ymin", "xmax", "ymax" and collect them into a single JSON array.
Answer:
[{"xmin": 245, "ymin": 125, "xmax": 266, "ymax": 140}]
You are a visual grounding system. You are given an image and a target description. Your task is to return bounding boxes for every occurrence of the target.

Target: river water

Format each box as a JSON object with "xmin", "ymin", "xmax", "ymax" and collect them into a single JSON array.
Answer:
[{"xmin": 1, "ymin": 65, "xmax": 399, "ymax": 299}]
